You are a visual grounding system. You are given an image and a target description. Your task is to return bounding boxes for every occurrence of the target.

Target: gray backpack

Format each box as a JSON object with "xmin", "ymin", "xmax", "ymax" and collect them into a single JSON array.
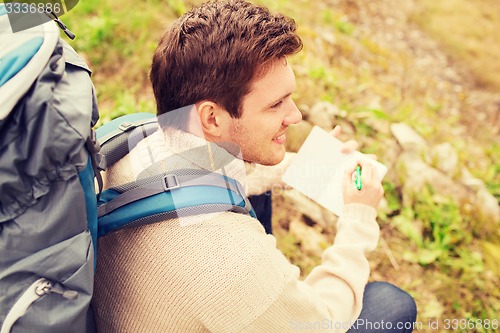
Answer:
[
  {"xmin": 0, "ymin": 7, "xmax": 254, "ymax": 333},
  {"xmin": 0, "ymin": 6, "xmax": 100, "ymax": 333}
]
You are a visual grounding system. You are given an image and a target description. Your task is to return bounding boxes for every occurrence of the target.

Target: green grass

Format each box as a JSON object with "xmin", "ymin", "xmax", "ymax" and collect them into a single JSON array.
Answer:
[{"xmin": 61, "ymin": 0, "xmax": 173, "ymax": 116}]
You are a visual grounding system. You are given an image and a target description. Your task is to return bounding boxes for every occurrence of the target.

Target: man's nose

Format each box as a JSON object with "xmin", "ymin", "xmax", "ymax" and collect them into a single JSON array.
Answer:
[{"xmin": 283, "ymin": 100, "xmax": 302, "ymax": 126}]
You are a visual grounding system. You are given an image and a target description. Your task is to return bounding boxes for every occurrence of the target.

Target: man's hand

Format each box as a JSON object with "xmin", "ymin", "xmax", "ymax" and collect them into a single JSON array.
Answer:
[
  {"xmin": 332, "ymin": 125, "xmax": 384, "ymax": 209},
  {"xmin": 342, "ymin": 160, "xmax": 384, "ymax": 209}
]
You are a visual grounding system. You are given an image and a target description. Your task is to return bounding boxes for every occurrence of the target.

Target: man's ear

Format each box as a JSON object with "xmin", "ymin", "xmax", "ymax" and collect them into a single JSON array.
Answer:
[{"xmin": 196, "ymin": 100, "xmax": 230, "ymax": 140}]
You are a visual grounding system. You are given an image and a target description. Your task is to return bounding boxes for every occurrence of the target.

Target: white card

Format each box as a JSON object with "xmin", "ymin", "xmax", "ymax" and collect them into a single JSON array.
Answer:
[{"xmin": 282, "ymin": 126, "xmax": 388, "ymax": 216}]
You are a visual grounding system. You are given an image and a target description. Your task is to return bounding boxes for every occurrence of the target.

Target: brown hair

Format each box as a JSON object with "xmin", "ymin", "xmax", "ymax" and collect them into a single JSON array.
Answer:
[{"xmin": 150, "ymin": 0, "xmax": 302, "ymax": 119}]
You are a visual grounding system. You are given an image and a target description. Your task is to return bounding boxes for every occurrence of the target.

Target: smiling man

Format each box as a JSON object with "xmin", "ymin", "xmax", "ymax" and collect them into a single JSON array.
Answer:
[
  {"xmin": 190, "ymin": 58, "xmax": 301, "ymax": 166},
  {"xmin": 226, "ymin": 60, "xmax": 301, "ymax": 165},
  {"xmin": 92, "ymin": 1, "xmax": 416, "ymax": 332}
]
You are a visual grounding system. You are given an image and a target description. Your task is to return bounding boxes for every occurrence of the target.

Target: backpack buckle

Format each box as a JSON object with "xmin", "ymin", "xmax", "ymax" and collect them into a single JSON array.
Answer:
[
  {"xmin": 119, "ymin": 122, "xmax": 136, "ymax": 132},
  {"xmin": 162, "ymin": 174, "xmax": 180, "ymax": 191}
]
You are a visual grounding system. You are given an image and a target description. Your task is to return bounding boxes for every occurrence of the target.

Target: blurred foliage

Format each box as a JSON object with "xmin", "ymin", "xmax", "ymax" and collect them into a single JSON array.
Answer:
[{"xmin": 410, "ymin": 0, "xmax": 500, "ymax": 91}]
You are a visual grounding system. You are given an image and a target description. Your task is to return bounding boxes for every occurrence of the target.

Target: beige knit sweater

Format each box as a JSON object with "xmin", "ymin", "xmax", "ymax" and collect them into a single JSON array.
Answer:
[{"xmin": 92, "ymin": 128, "xmax": 380, "ymax": 333}]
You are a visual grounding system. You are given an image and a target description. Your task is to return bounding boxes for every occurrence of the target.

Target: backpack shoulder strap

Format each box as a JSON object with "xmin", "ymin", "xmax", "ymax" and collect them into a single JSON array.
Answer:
[
  {"xmin": 95, "ymin": 114, "xmax": 256, "ymax": 237},
  {"xmin": 96, "ymin": 112, "xmax": 158, "ymax": 169},
  {"xmin": 97, "ymin": 168, "xmax": 256, "ymax": 237}
]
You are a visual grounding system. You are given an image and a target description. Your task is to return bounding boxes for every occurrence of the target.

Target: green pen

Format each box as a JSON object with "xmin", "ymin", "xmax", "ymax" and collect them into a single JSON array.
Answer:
[{"xmin": 354, "ymin": 165, "xmax": 362, "ymax": 190}]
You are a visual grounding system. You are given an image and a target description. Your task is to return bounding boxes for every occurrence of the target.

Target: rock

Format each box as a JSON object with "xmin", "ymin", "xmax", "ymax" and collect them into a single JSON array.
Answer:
[
  {"xmin": 420, "ymin": 295, "xmax": 445, "ymax": 319},
  {"xmin": 399, "ymin": 153, "xmax": 499, "ymax": 225},
  {"xmin": 286, "ymin": 121, "xmax": 314, "ymax": 153},
  {"xmin": 396, "ymin": 152, "xmax": 469, "ymax": 206},
  {"xmin": 308, "ymin": 111, "xmax": 333, "ymax": 131},
  {"xmin": 308, "ymin": 101, "xmax": 339, "ymax": 131},
  {"xmin": 335, "ymin": 119, "xmax": 356, "ymax": 136},
  {"xmin": 428, "ymin": 142, "xmax": 459, "ymax": 176},
  {"xmin": 380, "ymin": 138, "xmax": 402, "ymax": 172},
  {"xmin": 364, "ymin": 116, "xmax": 391, "ymax": 135},
  {"xmin": 461, "ymin": 168, "xmax": 485, "ymax": 192},
  {"xmin": 390, "ymin": 123, "xmax": 427, "ymax": 153},
  {"xmin": 460, "ymin": 168, "xmax": 500, "ymax": 224},
  {"xmin": 476, "ymin": 187, "xmax": 500, "ymax": 224}
]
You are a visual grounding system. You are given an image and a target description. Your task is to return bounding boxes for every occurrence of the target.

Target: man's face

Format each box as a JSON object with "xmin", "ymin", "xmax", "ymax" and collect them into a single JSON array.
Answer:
[{"xmin": 227, "ymin": 59, "xmax": 302, "ymax": 165}]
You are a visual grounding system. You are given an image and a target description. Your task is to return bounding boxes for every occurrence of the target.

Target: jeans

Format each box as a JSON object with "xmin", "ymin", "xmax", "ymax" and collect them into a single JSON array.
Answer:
[
  {"xmin": 248, "ymin": 191, "xmax": 273, "ymax": 234},
  {"xmin": 347, "ymin": 282, "xmax": 417, "ymax": 333}
]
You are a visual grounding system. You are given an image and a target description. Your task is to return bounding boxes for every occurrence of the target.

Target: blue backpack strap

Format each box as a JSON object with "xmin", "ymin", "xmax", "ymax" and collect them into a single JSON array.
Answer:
[
  {"xmin": 98, "ymin": 172, "xmax": 246, "ymax": 216},
  {"xmin": 96, "ymin": 112, "xmax": 157, "ymax": 142},
  {"xmin": 98, "ymin": 169, "xmax": 256, "ymax": 237},
  {"xmin": 96, "ymin": 112, "xmax": 158, "ymax": 169}
]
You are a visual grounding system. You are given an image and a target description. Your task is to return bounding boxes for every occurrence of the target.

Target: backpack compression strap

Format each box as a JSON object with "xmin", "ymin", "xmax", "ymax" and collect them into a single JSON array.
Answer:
[{"xmin": 97, "ymin": 169, "xmax": 256, "ymax": 237}]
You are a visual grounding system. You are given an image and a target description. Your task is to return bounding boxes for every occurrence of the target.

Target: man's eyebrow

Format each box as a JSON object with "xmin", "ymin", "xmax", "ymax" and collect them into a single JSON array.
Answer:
[{"xmin": 269, "ymin": 92, "xmax": 292, "ymax": 106}]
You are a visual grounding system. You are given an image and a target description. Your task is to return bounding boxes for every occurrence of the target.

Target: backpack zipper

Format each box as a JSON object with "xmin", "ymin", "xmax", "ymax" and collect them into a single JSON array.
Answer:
[{"xmin": 0, "ymin": 278, "xmax": 78, "ymax": 333}]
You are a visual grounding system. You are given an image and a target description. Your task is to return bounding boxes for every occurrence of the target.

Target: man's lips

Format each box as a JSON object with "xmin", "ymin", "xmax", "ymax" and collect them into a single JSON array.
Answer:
[{"xmin": 272, "ymin": 133, "xmax": 286, "ymax": 144}]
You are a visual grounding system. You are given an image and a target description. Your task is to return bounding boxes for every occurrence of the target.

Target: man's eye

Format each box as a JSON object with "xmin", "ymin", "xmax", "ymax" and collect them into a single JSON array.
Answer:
[{"xmin": 271, "ymin": 100, "xmax": 283, "ymax": 109}]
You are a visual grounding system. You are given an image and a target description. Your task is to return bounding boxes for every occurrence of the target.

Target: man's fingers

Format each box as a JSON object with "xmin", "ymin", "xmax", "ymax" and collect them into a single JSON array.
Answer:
[
  {"xmin": 344, "ymin": 160, "xmax": 359, "ymax": 175},
  {"xmin": 329, "ymin": 125, "xmax": 341, "ymax": 138},
  {"xmin": 360, "ymin": 163, "xmax": 375, "ymax": 184},
  {"xmin": 343, "ymin": 160, "xmax": 384, "ymax": 208},
  {"xmin": 341, "ymin": 140, "xmax": 359, "ymax": 153}
]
